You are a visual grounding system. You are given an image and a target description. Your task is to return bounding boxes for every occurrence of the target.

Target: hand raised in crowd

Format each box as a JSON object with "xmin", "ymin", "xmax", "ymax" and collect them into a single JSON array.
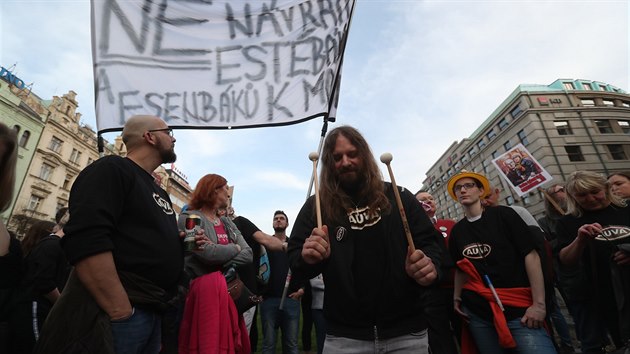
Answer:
[
  {"xmin": 404, "ymin": 247, "xmax": 437, "ymax": 286},
  {"xmin": 521, "ymin": 304, "xmax": 546, "ymax": 329},
  {"xmin": 302, "ymin": 225, "xmax": 330, "ymax": 264},
  {"xmin": 577, "ymin": 222, "xmax": 603, "ymax": 241}
]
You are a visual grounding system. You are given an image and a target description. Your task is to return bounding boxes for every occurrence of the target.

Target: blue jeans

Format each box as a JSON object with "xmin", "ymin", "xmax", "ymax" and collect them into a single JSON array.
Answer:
[
  {"xmin": 260, "ymin": 297, "xmax": 300, "ymax": 354},
  {"xmin": 110, "ymin": 307, "xmax": 161, "ymax": 354},
  {"xmin": 323, "ymin": 330, "xmax": 429, "ymax": 354},
  {"xmin": 464, "ymin": 307, "xmax": 556, "ymax": 354},
  {"xmin": 549, "ymin": 294, "xmax": 572, "ymax": 347}
]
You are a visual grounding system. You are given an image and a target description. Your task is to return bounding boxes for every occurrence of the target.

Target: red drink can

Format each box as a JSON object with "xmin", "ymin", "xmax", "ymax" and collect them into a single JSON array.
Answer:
[{"xmin": 184, "ymin": 214, "xmax": 201, "ymax": 251}]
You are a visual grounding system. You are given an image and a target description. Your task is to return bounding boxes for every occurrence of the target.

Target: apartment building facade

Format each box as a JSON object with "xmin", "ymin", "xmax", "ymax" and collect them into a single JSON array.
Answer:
[
  {"xmin": 1, "ymin": 67, "xmax": 194, "ymax": 235},
  {"xmin": 422, "ymin": 79, "xmax": 630, "ymax": 221},
  {"xmin": 0, "ymin": 70, "xmax": 48, "ymax": 224}
]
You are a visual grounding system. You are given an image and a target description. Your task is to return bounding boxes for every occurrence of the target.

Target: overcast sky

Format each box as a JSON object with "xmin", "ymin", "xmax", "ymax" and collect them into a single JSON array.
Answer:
[{"xmin": 1, "ymin": 0, "xmax": 628, "ymax": 233}]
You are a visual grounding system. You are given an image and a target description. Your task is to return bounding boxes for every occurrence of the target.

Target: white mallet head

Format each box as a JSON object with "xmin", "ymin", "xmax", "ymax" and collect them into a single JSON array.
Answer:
[
  {"xmin": 309, "ymin": 152, "xmax": 319, "ymax": 161},
  {"xmin": 380, "ymin": 152, "xmax": 393, "ymax": 164}
]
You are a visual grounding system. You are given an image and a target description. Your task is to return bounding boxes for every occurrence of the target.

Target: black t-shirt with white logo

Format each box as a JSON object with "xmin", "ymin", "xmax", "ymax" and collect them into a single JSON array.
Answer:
[{"xmin": 63, "ymin": 156, "xmax": 183, "ymax": 295}]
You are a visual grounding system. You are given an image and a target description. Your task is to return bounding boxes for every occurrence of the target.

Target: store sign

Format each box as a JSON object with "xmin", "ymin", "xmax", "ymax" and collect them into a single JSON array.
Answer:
[{"xmin": 0, "ymin": 66, "xmax": 26, "ymax": 89}]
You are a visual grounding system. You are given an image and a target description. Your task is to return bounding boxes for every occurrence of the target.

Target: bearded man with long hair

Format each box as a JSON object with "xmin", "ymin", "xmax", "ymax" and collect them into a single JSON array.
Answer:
[{"xmin": 288, "ymin": 126, "xmax": 442, "ymax": 353}]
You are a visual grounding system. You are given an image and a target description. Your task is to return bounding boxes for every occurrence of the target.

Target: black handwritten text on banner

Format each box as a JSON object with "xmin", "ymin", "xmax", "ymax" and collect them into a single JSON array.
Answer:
[{"xmin": 92, "ymin": 0, "xmax": 355, "ymax": 132}]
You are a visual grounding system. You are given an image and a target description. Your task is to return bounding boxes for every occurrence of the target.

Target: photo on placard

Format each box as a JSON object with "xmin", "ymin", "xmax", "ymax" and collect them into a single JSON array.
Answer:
[{"xmin": 491, "ymin": 144, "xmax": 552, "ymax": 197}]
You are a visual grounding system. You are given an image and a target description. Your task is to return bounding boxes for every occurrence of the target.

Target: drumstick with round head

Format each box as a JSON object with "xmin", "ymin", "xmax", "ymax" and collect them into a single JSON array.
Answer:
[
  {"xmin": 309, "ymin": 152, "xmax": 323, "ymax": 228},
  {"xmin": 380, "ymin": 153, "xmax": 415, "ymax": 252}
]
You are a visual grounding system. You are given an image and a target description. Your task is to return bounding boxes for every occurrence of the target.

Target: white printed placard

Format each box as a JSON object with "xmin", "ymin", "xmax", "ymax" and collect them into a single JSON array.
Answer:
[{"xmin": 492, "ymin": 144, "xmax": 552, "ymax": 197}]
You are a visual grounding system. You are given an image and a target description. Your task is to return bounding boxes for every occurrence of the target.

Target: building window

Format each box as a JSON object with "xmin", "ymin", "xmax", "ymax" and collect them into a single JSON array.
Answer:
[
  {"xmin": 607, "ymin": 144, "xmax": 628, "ymax": 160},
  {"xmin": 583, "ymin": 83, "xmax": 592, "ymax": 90},
  {"xmin": 482, "ymin": 159, "xmax": 489, "ymax": 173},
  {"xmin": 618, "ymin": 120, "xmax": 630, "ymax": 134},
  {"xmin": 510, "ymin": 105, "xmax": 523, "ymax": 118},
  {"xmin": 503, "ymin": 140, "xmax": 512, "ymax": 151},
  {"xmin": 497, "ymin": 118, "xmax": 509, "ymax": 130},
  {"xmin": 27, "ymin": 195, "xmax": 43, "ymax": 211},
  {"xmin": 565, "ymin": 146, "xmax": 585, "ymax": 161},
  {"xmin": 595, "ymin": 120, "xmax": 613, "ymax": 134},
  {"xmin": 581, "ymin": 99, "xmax": 595, "ymax": 106},
  {"xmin": 461, "ymin": 155, "xmax": 469, "ymax": 163},
  {"xmin": 70, "ymin": 149, "xmax": 82, "ymax": 164},
  {"xmin": 622, "ymin": 101, "xmax": 630, "ymax": 108},
  {"xmin": 599, "ymin": 84, "xmax": 607, "ymax": 91},
  {"xmin": 468, "ymin": 147, "xmax": 477, "ymax": 157},
  {"xmin": 18, "ymin": 130, "xmax": 30, "ymax": 148},
  {"xmin": 505, "ymin": 196, "xmax": 515, "ymax": 206},
  {"xmin": 13, "ymin": 125, "xmax": 20, "ymax": 134},
  {"xmin": 62, "ymin": 175, "xmax": 72, "ymax": 190},
  {"xmin": 87, "ymin": 157, "xmax": 94, "ymax": 165},
  {"xmin": 39, "ymin": 163, "xmax": 54, "ymax": 181},
  {"xmin": 49, "ymin": 136, "xmax": 63, "ymax": 153},
  {"xmin": 554, "ymin": 120, "xmax": 573, "ymax": 135},
  {"xmin": 486, "ymin": 129, "xmax": 497, "ymax": 140},
  {"xmin": 56, "ymin": 202, "xmax": 66, "ymax": 214},
  {"xmin": 603, "ymin": 99, "xmax": 615, "ymax": 106},
  {"xmin": 517, "ymin": 129, "xmax": 529, "ymax": 145},
  {"xmin": 477, "ymin": 139, "xmax": 486, "ymax": 149},
  {"xmin": 563, "ymin": 82, "xmax": 575, "ymax": 90},
  {"xmin": 491, "ymin": 150, "xmax": 499, "ymax": 159}
]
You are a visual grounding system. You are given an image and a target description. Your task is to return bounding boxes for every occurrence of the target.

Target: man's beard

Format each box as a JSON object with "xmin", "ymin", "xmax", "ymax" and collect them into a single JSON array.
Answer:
[
  {"xmin": 337, "ymin": 167, "xmax": 364, "ymax": 193},
  {"xmin": 274, "ymin": 225, "xmax": 286, "ymax": 232},
  {"xmin": 160, "ymin": 146, "xmax": 177, "ymax": 164}
]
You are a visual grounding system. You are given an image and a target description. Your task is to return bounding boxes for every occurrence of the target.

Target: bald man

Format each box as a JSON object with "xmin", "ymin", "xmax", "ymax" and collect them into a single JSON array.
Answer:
[{"xmin": 35, "ymin": 115, "xmax": 183, "ymax": 354}]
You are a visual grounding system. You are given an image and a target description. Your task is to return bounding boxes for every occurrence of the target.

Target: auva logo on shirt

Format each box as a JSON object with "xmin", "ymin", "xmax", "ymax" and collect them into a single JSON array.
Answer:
[
  {"xmin": 462, "ymin": 243, "xmax": 491, "ymax": 259},
  {"xmin": 348, "ymin": 206, "xmax": 381, "ymax": 230},
  {"xmin": 595, "ymin": 226, "xmax": 630, "ymax": 242},
  {"xmin": 153, "ymin": 193, "xmax": 174, "ymax": 215}
]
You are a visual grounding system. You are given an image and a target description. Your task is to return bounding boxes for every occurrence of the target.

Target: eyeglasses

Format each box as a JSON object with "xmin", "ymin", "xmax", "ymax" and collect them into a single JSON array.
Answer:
[
  {"xmin": 549, "ymin": 187, "xmax": 565, "ymax": 195},
  {"xmin": 147, "ymin": 128, "xmax": 174, "ymax": 137},
  {"xmin": 454, "ymin": 182, "xmax": 477, "ymax": 193}
]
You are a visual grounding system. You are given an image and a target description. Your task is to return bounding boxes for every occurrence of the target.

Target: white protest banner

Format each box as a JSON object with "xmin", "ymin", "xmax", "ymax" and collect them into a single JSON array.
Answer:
[
  {"xmin": 492, "ymin": 144, "xmax": 553, "ymax": 197},
  {"xmin": 91, "ymin": 0, "xmax": 355, "ymax": 133}
]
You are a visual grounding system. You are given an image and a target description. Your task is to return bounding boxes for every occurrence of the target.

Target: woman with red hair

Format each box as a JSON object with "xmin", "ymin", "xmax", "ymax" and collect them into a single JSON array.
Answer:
[{"xmin": 178, "ymin": 174, "xmax": 253, "ymax": 353}]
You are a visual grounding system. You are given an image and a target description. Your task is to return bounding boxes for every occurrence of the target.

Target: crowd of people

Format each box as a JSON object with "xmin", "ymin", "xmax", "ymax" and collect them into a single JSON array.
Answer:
[{"xmin": 0, "ymin": 116, "xmax": 629, "ymax": 354}]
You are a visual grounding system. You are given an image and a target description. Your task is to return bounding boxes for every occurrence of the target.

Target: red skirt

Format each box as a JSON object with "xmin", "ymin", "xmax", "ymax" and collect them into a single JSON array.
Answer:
[{"xmin": 178, "ymin": 271, "xmax": 251, "ymax": 354}]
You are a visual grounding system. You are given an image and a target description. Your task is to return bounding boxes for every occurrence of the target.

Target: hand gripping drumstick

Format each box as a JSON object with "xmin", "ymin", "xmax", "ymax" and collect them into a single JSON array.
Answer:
[
  {"xmin": 380, "ymin": 153, "xmax": 415, "ymax": 252},
  {"xmin": 280, "ymin": 152, "xmax": 322, "ymax": 310},
  {"xmin": 309, "ymin": 152, "xmax": 323, "ymax": 228}
]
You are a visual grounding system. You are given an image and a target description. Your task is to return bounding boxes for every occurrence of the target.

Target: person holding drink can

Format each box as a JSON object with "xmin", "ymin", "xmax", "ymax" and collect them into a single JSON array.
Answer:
[{"xmin": 177, "ymin": 174, "xmax": 253, "ymax": 353}]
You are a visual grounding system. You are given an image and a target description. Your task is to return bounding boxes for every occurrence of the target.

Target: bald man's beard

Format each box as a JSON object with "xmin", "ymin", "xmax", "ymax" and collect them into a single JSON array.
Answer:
[{"xmin": 160, "ymin": 146, "xmax": 177, "ymax": 164}]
